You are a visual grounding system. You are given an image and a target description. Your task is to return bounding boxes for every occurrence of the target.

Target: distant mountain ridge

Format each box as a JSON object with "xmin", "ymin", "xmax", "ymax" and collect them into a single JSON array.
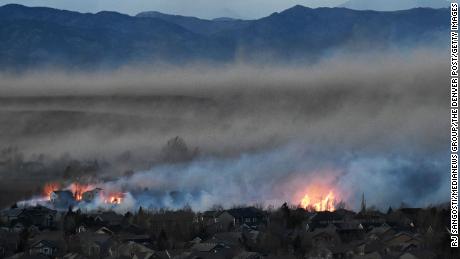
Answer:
[
  {"xmin": 340, "ymin": 0, "xmax": 449, "ymax": 11},
  {"xmin": 136, "ymin": 11, "xmax": 250, "ymax": 35},
  {"xmin": 0, "ymin": 4, "xmax": 449, "ymax": 70}
]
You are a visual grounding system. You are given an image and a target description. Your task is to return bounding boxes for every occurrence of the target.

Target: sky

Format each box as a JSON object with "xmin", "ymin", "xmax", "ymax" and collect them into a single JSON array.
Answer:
[{"xmin": 0, "ymin": 0, "xmax": 347, "ymax": 19}]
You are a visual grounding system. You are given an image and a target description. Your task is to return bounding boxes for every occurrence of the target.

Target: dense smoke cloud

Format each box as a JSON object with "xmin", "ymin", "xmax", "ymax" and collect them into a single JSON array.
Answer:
[
  {"xmin": 0, "ymin": 48, "xmax": 449, "ymax": 210},
  {"xmin": 88, "ymin": 146, "xmax": 447, "ymax": 212}
]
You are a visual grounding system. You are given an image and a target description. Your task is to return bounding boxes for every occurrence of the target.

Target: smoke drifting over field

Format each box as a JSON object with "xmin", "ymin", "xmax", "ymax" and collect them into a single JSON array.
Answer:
[{"xmin": 0, "ymin": 49, "xmax": 449, "ymax": 210}]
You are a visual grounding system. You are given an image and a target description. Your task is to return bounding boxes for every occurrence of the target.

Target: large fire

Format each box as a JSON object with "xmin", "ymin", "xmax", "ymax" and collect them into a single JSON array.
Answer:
[
  {"xmin": 300, "ymin": 191, "xmax": 336, "ymax": 211},
  {"xmin": 43, "ymin": 182, "xmax": 60, "ymax": 200},
  {"xmin": 68, "ymin": 183, "xmax": 93, "ymax": 201},
  {"xmin": 106, "ymin": 193, "xmax": 124, "ymax": 205},
  {"xmin": 298, "ymin": 184, "xmax": 338, "ymax": 212},
  {"xmin": 43, "ymin": 181, "xmax": 125, "ymax": 206}
]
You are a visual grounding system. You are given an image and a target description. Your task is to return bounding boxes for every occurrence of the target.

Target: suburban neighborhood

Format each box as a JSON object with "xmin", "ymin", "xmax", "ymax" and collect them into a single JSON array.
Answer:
[{"xmin": 0, "ymin": 202, "xmax": 454, "ymax": 259}]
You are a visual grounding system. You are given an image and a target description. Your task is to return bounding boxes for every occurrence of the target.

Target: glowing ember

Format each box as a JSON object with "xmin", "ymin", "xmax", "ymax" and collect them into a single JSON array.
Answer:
[
  {"xmin": 300, "ymin": 191, "xmax": 336, "ymax": 211},
  {"xmin": 43, "ymin": 182, "xmax": 60, "ymax": 200}
]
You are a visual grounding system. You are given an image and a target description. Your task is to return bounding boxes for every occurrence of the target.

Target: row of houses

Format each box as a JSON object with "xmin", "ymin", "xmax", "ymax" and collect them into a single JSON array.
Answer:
[
  {"xmin": 0, "ymin": 204, "xmax": 453, "ymax": 259},
  {"xmin": 0, "ymin": 206, "xmax": 58, "ymax": 231}
]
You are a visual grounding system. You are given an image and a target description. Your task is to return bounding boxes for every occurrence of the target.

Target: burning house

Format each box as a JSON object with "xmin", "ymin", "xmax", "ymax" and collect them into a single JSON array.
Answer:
[
  {"xmin": 41, "ymin": 181, "xmax": 125, "ymax": 210},
  {"xmin": 82, "ymin": 188, "xmax": 103, "ymax": 203},
  {"xmin": 50, "ymin": 190, "xmax": 76, "ymax": 208}
]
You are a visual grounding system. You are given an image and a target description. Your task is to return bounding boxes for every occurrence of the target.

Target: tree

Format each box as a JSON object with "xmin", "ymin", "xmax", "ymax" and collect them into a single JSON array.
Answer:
[
  {"xmin": 360, "ymin": 193, "xmax": 366, "ymax": 214},
  {"xmin": 157, "ymin": 229, "xmax": 169, "ymax": 250},
  {"xmin": 17, "ymin": 227, "xmax": 30, "ymax": 252},
  {"xmin": 63, "ymin": 207, "xmax": 77, "ymax": 235},
  {"xmin": 387, "ymin": 206, "xmax": 393, "ymax": 214},
  {"xmin": 161, "ymin": 136, "xmax": 198, "ymax": 163}
]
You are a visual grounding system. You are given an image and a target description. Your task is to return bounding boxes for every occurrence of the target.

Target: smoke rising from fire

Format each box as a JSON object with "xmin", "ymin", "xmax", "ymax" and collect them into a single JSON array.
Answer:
[
  {"xmin": 31, "ymin": 144, "xmax": 446, "ymax": 212},
  {"xmin": 0, "ymin": 48, "xmax": 449, "ymax": 210}
]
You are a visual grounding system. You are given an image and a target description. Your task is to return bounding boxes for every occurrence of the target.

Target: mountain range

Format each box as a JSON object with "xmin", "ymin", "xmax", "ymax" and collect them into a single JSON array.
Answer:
[{"xmin": 0, "ymin": 4, "xmax": 449, "ymax": 70}]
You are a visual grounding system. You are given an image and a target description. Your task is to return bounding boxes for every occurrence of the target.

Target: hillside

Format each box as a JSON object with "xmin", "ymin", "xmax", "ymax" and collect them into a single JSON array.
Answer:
[{"xmin": 0, "ymin": 4, "xmax": 449, "ymax": 69}]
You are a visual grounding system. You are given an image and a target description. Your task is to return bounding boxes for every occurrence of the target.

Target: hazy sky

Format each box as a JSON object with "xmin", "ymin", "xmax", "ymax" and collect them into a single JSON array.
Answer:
[{"xmin": 0, "ymin": 0, "xmax": 347, "ymax": 19}]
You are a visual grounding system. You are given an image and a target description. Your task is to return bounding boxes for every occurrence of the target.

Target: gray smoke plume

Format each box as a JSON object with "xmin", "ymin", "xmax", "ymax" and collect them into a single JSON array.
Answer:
[{"xmin": 0, "ymin": 47, "xmax": 449, "ymax": 210}]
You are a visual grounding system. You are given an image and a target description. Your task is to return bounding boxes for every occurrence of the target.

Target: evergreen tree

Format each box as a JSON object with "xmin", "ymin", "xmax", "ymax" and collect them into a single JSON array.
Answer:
[{"xmin": 360, "ymin": 193, "xmax": 366, "ymax": 214}]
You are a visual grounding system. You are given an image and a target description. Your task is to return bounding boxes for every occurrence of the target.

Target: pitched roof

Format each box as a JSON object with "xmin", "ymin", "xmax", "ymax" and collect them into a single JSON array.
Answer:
[
  {"xmin": 202, "ymin": 210, "xmax": 220, "ymax": 217},
  {"xmin": 30, "ymin": 239, "xmax": 58, "ymax": 249},
  {"xmin": 94, "ymin": 211, "xmax": 123, "ymax": 225},
  {"xmin": 225, "ymin": 207, "xmax": 263, "ymax": 219}
]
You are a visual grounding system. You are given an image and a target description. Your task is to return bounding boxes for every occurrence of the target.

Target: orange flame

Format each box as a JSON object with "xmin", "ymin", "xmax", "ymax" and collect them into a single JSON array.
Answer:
[
  {"xmin": 68, "ymin": 183, "xmax": 93, "ymax": 201},
  {"xmin": 43, "ymin": 182, "xmax": 125, "ymax": 205},
  {"xmin": 43, "ymin": 182, "xmax": 60, "ymax": 200},
  {"xmin": 105, "ymin": 193, "xmax": 124, "ymax": 205},
  {"xmin": 300, "ymin": 191, "xmax": 336, "ymax": 212}
]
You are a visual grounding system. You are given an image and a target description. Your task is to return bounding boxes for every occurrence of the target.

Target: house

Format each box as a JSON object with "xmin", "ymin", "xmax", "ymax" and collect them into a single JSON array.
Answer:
[
  {"xmin": 354, "ymin": 211, "xmax": 386, "ymax": 225},
  {"xmin": 367, "ymin": 224, "xmax": 396, "ymax": 241},
  {"xmin": 198, "ymin": 210, "xmax": 221, "ymax": 225},
  {"xmin": 50, "ymin": 191, "xmax": 76, "ymax": 208},
  {"xmin": 77, "ymin": 232, "xmax": 116, "ymax": 258},
  {"xmin": 22, "ymin": 206, "xmax": 57, "ymax": 229},
  {"xmin": 384, "ymin": 232, "xmax": 420, "ymax": 250},
  {"xmin": 311, "ymin": 211, "xmax": 344, "ymax": 225},
  {"xmin": 306, "ymin": 211, "xmax": 345, "ymax": 231},
  {"xmin": 29, "ymin": 240, "xmax": 58, "ymax": 257},
  {"xmin": 309, "ymin": 224, "xmax": 341, "ymax": 248},
  {"xmin": 336, "ymin": 222, "xmax": 365, "ymax": 243},
  {"xmin": 0, "ymin": 208, "xmax": 24, "ymax": 224},
  {"xmin": 1, "ymin": 206, "xmax": 57, "ymax": 230},
  {"xmin": 82, "ymin": 188, "xmax": 103, "ymax": 203},
  {"xmin": 217, "ymin": 207, "xmax": 266, "ymax": 228},
  {"xmin": 29, "ymin": 230, "xmax": 67, "ymax": 257},
  {"xmin": 311, "ymin": 231, "xmax": 341, "ymax": 248},
  {"xmin": 335, "ymin": 209, "xmax": 357, "ymax": 221},
  {"xmin": 93, "ymin": 211, "xmax": 124, "ymax": 227}
]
